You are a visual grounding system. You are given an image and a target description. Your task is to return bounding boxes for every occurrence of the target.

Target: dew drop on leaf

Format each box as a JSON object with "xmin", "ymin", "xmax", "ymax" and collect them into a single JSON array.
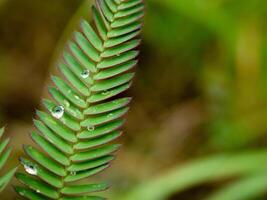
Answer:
[
  {"xmin": 81, "ymin": 69, "xmax": 90, "ymax": 78},
  {"xmin": 52, "ymin": 106, "xmax": 64, "ymax": 119},
  {"xmin": 23, "ymin": 163, "xmax": 38, "ymax": 175},
  {"xmin": 102, "ymin": 90, "xmax": 110, "ymax": 95},
  {"xmin": 87, "ymin": 125, "xmax": 95, "ymax": 131},
  {"xmin": 70, "ymin": 171, "xmax": 76, "ymax": 175},
  {"xmin": 74, "ymin": 95, "xmax": 80, "ymax": 100}
]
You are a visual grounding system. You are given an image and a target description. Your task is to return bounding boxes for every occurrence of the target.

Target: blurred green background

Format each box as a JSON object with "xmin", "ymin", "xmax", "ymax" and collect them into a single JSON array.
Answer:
[{"xmin": 1, "ymin": 0, "xmax": 267, "ymax": 199}]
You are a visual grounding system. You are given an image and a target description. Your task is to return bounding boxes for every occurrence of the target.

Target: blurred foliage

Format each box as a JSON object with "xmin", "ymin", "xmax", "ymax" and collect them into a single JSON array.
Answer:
[{"xmin": 1, "ymin": 0, "xmax": 267, "ymax": 199}]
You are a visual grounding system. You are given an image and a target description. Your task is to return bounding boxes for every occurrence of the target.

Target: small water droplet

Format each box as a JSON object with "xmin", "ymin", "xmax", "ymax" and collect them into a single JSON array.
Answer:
[
  {"xmin": 52, "ymin": 106, "xmax": 64, "ymax": 119},
  {"xmin": 116, "ymin": 53, "xmax": 121, "ymax": 56},
  {"xmin": 23, "ymin": 163, "xmax": 38, "ymax": 175},
  {"xmin": 108, "ymin": 113, "xmax": 113, "ymax": 118},
  {"xmin": 74, "ymin": 95, "xmax": 80, "ymax": 100},
  {"xmin": 102, "ymin": 90, "xmax": 110, "ymax": 95},
  {"xmin": 81, "ymin": 69, "xmax": 90, "ymax": 78},
  {"xmin": 87, "ymin": 125, "xmax": 95, "ymax": 131},
  {"xmin": 36, "ymin": 190, "xmax": 40, "ymax": 193},
  {"xmin": 70, "ymin": 171, "xmax": 76, "ymax": 175}
]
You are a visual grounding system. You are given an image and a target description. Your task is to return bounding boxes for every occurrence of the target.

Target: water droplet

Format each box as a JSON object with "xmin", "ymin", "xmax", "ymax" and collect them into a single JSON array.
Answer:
[
  {"xmin": 108, "ymin": 113, "xmax": 113, "ymax": 118},
  {"xmin": 52, "ymin": 106, "xmax": 64, "ymax": 119},
  {"xmin": 74, "ymin": 95, "xmax": 80, "ymax": 100},
  {"xmin": 81, "ymin": 69, "xmax": 90, "ymax": 78},
  {"xmin": 87, "ymin": 125, "xmax": 95, "ymax": 131},
  {"xmin": 23, "ymin": 163, "xmax": 38, "ymax": 175},
  {"xmin": 102, "ymin": 90, "xmax": 110, "ymax": 95},
  {"xmin": 36, "ymin": 190, "xmax": 40, "ymax": 193},
  {"xmin": 70, "ymin": 171, "xmax": 76, "ymax": 175},
  {"xmin": 116, "ymin": 53, "xmax": 121, "ymax": 56}
]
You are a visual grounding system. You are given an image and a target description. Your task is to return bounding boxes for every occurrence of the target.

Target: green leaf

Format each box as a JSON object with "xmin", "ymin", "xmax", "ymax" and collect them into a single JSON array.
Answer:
[
  {"xmin": 31, "ymin": 132, "xmax": 70, "ymax": 166},
  {"xmin": 118, "ymin": 0, "xmax": 142, "ymax": 10},
  {"xmin": 81, "ymin": 107, "xmax": 129, "ymax": 127},
  {"xmin": 58, "ymin": 62, "xmax": 90, "ymax": 96},
  {"xmin": 36, "ymin": 110, "xmax": 77, "ymax": 143},
  {"xmin": 63, "ymin": 52, "xmax": 94, "ymax": 85},
  {"xmin": 115, "ymin": 4, "xmax": 144, "ymax": 18},
  {"xmin": 52, "ymin": 76, "xmax": 87, "ymax": 108},
  {"xmin": 90, "ymin": 73, "xmax": 134, "ymax": 92},
  {"xmin": 74, "ymin": 31, "xmax": 100, "ymax": 62},
  {"xmin": 93, "ymin": 60, "xmax": 137, "ymax": 80},
  {"xmin": 111, "ymin": 11, "xmax": 144, "ymax": 28},
  {"xmin": 61, "ymin": 182, "xmax": 108, "ymax": 195},
  {"xmin": 14, "ymin": 186, "xmax": 47, "ymax": 200},
  {"xmin": 80, "ymin": 19, "xmax": 104, "ymax": 52},
  {"xmin": 67, "ymin": 156, "xmax": 114, "ymax": 172},
  {"xmin": 74, "ymin": 131, "xmax": 122, "ymax": 150},
  {"xmin": 84, "ymin": 97, "xmax": 131, "ymax": 115},
  {"xmin": 101, "ymin": 39, "xmax": 140, "ymax": 58},
  {"xmin": 107, "ymin": 22, "xmax": 142, "ymax": 38},
  {"xmin": 0, "ymin": 167, "xmax": 17, "ymax": 192},
  {"xmin": 70, "ymin": 144, "xmax": 120, "ymax": 162},
  {"xmin": 42, "ymin": 99, "xmax": 81, "ymax": 131},
  {"xmin": 48, "ymin": 86, "xmax": 84, "ymax": 120},
  {"xmin": 60, "ymin": 196, "xmax": 105, "ymax": 200},
  {"xmin": 104, "ymin": 30, "xmax": 141, "ymax": 47},
  {"xmin": 16, "ymin": 0, "xmax": 144, "ymax": 198},
  {"xmin": 78, "ymin": 119, "xmax": 125, "ymax": 139},
  {"xmin": 64, "ymin": 164, "xmax": 109, "ymax": 182},
  {"xmin": 24, "ymin": 145, "xmax": 67, "ymax": 177},
  {"xmin": 97, "ymin": 0, "xmax": 114, "ymax": 22},
  {"xmin": 34, "ymin": 119, "xmax": 74, "ymax": 155},
  {"xmin": 16, "ymin": 173, "xmax": 59, "ymax": 199},
  {"xmin": 68, "ymin": 42, "xmax": 96, "ymax": 73},
  {"xmin": 0, "ymin": 127, "xmax": 17, "ymax": 192},
  {"xmin": 19, "ymin": 157, "xmax": 63, "ymax": 188}
]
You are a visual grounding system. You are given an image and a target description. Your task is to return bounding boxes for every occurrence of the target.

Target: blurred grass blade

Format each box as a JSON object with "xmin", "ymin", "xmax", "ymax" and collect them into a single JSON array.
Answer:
[
  {"xmin": 121, "ymin": 150, "xmax": 267, "ymax": 200},
  {"xmin": 0, "ymin": 127, "xmax": 17, "ymax": 192},
  {"xmin": 206, "ymin": 173, "xmax": 267, "ymax": 200}
]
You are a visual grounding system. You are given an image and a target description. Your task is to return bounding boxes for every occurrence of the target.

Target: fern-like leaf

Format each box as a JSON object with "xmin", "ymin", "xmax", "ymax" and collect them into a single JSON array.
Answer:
[
  {"xmin": 15, "ymin": 0, "xmax": 144, "ymax": 199},
  {"xmin": 0, "ymin": 127, "xmax": 17, "ymax": 192}
]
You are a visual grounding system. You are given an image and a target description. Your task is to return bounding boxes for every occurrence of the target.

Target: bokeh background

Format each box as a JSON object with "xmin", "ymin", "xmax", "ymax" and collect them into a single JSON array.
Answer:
[{"xmin": 1, "ymin": 0, "xmax": 267, "ymax": 199}]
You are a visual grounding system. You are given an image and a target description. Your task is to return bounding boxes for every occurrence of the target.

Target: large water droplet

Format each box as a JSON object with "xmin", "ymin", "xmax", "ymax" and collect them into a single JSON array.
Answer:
[
  {"xmin": 23, "ymin": 163, "xmax": 38, "ymax": 175},
  {"xmin": 52, "ymin": 106, "xmax": 64, "ymax": 119},
  {"xmin": 81, "ymin": 69, "xmax": 90, "ymax": 79},
  {"xmin": 87, "ymin": 125, "xmax": 95, "ymax": 131}
]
